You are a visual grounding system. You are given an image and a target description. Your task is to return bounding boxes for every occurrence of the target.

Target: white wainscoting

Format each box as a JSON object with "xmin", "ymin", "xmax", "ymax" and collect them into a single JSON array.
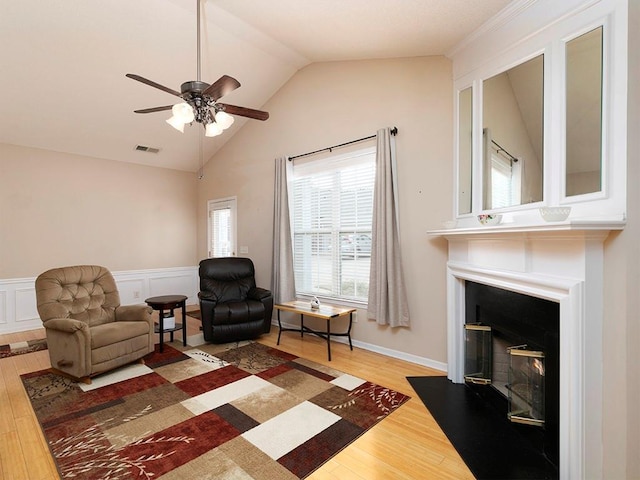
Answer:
[{"xmin": 0, "ymin": 266, "xmax": 199, "ymax": 334}]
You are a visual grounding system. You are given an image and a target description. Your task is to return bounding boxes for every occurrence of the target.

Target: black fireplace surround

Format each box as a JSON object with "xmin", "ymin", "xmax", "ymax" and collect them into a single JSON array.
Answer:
[{"xmin": 465, "ymin": 281, "xmax": 560, "ymax": 468}]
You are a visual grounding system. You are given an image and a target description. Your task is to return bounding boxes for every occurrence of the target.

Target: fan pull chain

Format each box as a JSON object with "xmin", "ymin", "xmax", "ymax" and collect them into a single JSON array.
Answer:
[{"xmin": 198, "ymin": 130, "xmax": 204, "ymax": 179}]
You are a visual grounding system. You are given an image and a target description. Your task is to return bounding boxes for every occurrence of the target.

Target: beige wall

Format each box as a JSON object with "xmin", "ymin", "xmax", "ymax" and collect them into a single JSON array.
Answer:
[
  {"xmin": 197, "ymin": 56, "xmax": 453, "ymax": 363},
  {"xmin": 0, "ymin": 143, "xmax": 198, "ymax": 278}
]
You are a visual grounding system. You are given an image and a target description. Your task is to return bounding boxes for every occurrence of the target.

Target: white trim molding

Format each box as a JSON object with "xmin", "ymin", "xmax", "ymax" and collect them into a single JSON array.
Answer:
[{"xmin": 0, "ymin": 266, "xmax": 199, "ymax": 334}]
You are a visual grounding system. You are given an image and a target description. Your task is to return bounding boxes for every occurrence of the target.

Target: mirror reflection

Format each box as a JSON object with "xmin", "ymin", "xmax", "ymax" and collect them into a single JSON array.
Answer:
[
  {"xmin": 483, "ymin": 55, "xmax": 544, "ymax": 210},
  {"xmin": 458, "ymin": 87, "xmax": 472, "ymax": 215},
  {"xmin": 566, "ymin": 26, "xmax": 603, "ymax": 196}
]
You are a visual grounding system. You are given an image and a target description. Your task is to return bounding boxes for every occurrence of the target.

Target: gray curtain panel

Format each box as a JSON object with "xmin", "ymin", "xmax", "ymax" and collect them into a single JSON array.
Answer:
[
  {"xmin": 271, "ymin": 156, "xmax": 296, "ymax": 304},
  {"xmin": 367, "ymin": 128, "xmax": 410, "ymax": 327}
]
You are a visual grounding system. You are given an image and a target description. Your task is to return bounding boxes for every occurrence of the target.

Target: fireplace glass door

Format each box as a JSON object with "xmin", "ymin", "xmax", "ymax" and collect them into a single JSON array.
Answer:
[
  {"xmin": 464, "ymin": 324, "xmax": 492, "ymax": 384},
  {"xmin": 507, "ymin": 346, "xmax": 545, "ymax": 426}
]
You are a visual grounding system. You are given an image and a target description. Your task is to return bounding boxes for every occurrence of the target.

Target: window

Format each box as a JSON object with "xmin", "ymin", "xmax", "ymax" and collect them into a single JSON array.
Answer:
[
  {"xmin": 489, "ymin": 151, "xmax": 521, "ymax": 209},
  {"xmin": 291, "ymin": 147, "xmax": 375, "ymax": 303},
  {"xmin": 207, "ymin": 197, "xmax": 237, "ymax": 258}
]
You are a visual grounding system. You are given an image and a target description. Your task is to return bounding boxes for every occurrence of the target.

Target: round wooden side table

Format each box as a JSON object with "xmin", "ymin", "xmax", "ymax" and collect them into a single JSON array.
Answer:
[{"xmin": 144, "ymin": 294, "xmax": 187, "ymax": 352}]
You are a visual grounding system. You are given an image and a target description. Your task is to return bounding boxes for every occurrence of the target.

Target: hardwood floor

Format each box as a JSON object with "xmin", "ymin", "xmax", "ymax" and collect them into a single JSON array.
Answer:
[{"xmin": 0, "ymin": 314, "xmax": 474, "ymax": 480}]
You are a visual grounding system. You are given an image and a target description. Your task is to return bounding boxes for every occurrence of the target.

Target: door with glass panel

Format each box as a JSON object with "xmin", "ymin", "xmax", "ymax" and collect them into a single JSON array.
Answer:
[{"xmin": 207, "ymin": 197, "xmax": 237, "ymax": 258}]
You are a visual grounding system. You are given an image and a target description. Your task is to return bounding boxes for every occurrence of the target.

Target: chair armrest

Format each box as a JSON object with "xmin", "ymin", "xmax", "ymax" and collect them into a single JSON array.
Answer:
[
  {"xmin": 115, "ymin": 305, "xmax": 153, "ymax": 322},
  {"xmin": 248, "ymin": 287, "xmax": 272, "ymax": 301},
  {"xmin": 198, "ymin": 291, "xmax": 219, "ymax": 303},
  {"xmin": 43, "ymin": 318, "xmax": 88, "ymax": 333}
]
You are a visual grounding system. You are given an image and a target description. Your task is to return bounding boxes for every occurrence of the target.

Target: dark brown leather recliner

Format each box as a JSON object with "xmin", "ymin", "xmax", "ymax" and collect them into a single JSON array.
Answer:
[{"xmin": 198, "ymin": 257, "xmax": 273, "ymax": 343}]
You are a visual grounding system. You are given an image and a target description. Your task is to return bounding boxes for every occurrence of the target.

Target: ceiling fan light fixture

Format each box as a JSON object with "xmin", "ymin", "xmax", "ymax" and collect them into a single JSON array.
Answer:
[
  {"xmin": 166, "ymin": 115, "xmax": 185, "ymax": 133},
  {"xmin": 172, "ymin": 102, "xmax": 195, "ymax": 123},
  {"xmin": 215, "ymin": 110, "xmax": 235, "ymax": 130},
  {"xmin": 126, "ymin": 0, "xmax": 269, "ymax": 144},
  {"xmin": 205, "ymin": 121, "xmax": 223, "ymax": 137}
]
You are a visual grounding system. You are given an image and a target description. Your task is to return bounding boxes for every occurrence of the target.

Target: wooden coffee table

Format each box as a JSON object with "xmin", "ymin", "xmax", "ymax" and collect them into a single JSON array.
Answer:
[
  {"xmin": 144, "ymin": 295, "xmax": 187, "ymax": 352},
  {"xmin": 274, "ymin": 300, "xmax": 356, "ymax": 361}
]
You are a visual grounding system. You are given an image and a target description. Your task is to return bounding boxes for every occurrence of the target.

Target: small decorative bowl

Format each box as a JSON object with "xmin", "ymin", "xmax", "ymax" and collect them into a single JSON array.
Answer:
[
  {"xmin": 539, "ymin": 207, "xmax": 571, "ymax": 222},
  {"xmin": 477, "ymin": 214, "xmax": 502, "ymax": 226}
]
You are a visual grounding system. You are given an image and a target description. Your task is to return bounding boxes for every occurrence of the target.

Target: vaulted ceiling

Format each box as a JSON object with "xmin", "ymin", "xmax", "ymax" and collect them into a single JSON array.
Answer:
[{"xmin": 0, "ymin": 0, "xmax": 510, "ymax": 172}]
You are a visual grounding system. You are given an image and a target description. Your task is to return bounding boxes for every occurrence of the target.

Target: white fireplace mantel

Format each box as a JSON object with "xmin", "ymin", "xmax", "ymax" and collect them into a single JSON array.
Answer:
[
  {"xmin": 428, "ymin": 219, "xmax": 626, "ymax": 238},
  {"xmin": 429, "ymin": 223, "xmax": 624, "ymax": 480}
]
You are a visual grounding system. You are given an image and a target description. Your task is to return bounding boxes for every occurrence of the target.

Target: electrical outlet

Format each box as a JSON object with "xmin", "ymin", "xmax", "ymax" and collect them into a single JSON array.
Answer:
[
  {"xmin": 240, "ymin": 246, "xmax": 249, "ymax": 254},
  {"xmin": 133, "ymin": 291, "xmax": 140, "ymax": 299},
  {"xmin": 353, "ymin": 310, "xmax": 358, "ymax": 322}
]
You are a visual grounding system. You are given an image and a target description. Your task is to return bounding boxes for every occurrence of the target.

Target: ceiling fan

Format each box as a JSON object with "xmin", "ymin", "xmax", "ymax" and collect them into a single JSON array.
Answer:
[{"xmin": 126, "ymin": 0, "xmax": 269, "ymax": 137}]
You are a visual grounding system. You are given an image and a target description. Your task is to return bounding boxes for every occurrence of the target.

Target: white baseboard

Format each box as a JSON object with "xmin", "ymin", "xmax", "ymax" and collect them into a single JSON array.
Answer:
[
  {"xmin": 0, "ymin": 266, "xmax": 199, "ymax": 335},
  {"xmin": 271, "ymin": 319, "xmax": 447, "ymax": 373}
]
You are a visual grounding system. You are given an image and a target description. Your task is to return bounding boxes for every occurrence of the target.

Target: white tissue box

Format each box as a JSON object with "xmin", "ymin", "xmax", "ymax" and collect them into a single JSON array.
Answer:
[{"xmin": 162, "ymin": 313, "xmax": 175, "ymax": 330}]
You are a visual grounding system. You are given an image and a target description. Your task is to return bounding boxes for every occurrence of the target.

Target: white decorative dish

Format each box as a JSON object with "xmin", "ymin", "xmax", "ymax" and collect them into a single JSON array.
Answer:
[
  {"xmin": 539, "ymin": 207, "xmax": 571, "ymax": 222},
  {"xmin": 477, "ymin": 214, "xmax": 502, "ymax": 226}
]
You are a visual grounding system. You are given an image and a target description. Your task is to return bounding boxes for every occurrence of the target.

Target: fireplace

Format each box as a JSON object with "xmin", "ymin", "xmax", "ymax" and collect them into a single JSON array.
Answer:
[
  {"xmin": 464, "ymin": 281, "xmax": 559, "ymax": 466},
  {"xmin": 435, "ymin": 225, "xmax": 621, "ymax": 479}
]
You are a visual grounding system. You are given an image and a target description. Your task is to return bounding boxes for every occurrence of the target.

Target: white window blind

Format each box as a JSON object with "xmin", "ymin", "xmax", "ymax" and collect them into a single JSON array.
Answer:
[
  {"xmin": 208, "ymin": 198, "xmax": 236, "ymax": 258},
  {"xmin": 490, "ymin": 152, "xmax": 522, "ymax": 209},
  {"xmin": 291, "ymin": 147, "xmax": 375, "ymax": 303}
]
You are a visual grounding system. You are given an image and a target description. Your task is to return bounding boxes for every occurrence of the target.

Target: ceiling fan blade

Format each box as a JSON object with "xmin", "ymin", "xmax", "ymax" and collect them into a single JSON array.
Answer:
[
  {"xmin": 133, "ymin": 105, "xmax": 174, "ymax": 114},
  {"xmin": 203, "ymin": 75, "xmax": 241, "ymax": 101},
  {"xmin": 126, "ymin": 74, "xmax": 182, "ymax": 97},
  {"xmin": 218, "ymin": 103, "xmax": 269, "ymax": 121}
]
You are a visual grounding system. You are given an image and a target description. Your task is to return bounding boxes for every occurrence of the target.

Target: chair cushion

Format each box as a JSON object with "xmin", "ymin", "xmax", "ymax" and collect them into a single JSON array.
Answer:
[
  {"xmin": 212, "ymin": 300, "xmax": 265, "ymax": 325},
  {"xmin": 91, "ymin": 335, "xmax": 151, "ymax": 374},
  {"xmin": 90, "ymin": 321, "xmax": 151, "ymax": 349}
]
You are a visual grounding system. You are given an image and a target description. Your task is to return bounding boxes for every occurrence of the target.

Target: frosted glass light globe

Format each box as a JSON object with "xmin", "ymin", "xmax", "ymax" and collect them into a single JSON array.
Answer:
[
  {"xmin": 166, "ymin": 115, "xmax": 185, "ymax": 132},
  {"xmin": 215, "ymin": 111, "xmax": 235, "ymax": 130},
  {"xmin": 172, "ymin": 102, "xmax": 195, "ymax": 123},
  {"xmin": 205, "ymin": 122, "xmax": 223, "ymax": 137}
]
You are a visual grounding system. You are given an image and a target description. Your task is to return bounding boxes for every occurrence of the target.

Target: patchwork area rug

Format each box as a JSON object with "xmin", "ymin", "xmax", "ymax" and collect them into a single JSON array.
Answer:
[
  {"xmin": 22, "ymin": 342, "xmax": 409, "ymax": 479},
  {"xmin": 0, "ymin": 338, "xmax": 47, "ymax": 358}
]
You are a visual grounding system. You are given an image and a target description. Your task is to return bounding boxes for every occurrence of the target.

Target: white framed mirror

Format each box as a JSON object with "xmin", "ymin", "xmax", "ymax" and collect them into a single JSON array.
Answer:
[
  {"xmin": 482, "ymin": 54, "xmax": 544, "ymax": 210},
  {"xmin": 566, "ymin": 26, "xmax": 603, "ymax": 197},
  {"xmin": 458, "ymin": 86, "xmax": 473, "ymax": 215}
]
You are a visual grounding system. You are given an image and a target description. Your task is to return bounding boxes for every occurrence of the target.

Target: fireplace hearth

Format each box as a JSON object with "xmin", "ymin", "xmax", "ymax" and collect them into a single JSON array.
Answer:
[{"xmin": 465, "ymin": 281, "xmax": 560, "ymax": 467}]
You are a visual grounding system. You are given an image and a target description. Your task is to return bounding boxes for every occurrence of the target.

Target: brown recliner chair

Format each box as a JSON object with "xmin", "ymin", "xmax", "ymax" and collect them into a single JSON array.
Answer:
[
  {"xmin": 35, "ymin": 265, "xmax": 154, "ymax": 383},
  {"xmin": 198, "ymin": 257, "xmax": 273, "ymax": 343}
]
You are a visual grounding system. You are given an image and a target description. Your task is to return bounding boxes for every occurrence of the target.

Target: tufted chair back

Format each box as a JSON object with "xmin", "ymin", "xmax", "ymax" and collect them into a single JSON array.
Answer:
[
  {"xmin": 199, "ymin": 257, "xmax": 257, "ymax": 303},
  {"xmin": 36, "ymin": 265, "xmax": 121, "ymax": 327}
]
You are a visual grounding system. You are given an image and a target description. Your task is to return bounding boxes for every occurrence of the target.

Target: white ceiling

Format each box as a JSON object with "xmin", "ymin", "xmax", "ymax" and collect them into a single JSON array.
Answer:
[{"xmin": 0, "ymin": 0, "xmax": 510, "ymax": 173}]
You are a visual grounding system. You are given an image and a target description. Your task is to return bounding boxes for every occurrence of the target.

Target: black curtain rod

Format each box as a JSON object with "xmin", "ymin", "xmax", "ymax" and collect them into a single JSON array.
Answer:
[
  {"xmin": 491, "ymin": 139, "xmax": 518, "ymax": 163},
  {"xmin": 289, "ymin": 127, "xmax": 398, "ymax": 161}
]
